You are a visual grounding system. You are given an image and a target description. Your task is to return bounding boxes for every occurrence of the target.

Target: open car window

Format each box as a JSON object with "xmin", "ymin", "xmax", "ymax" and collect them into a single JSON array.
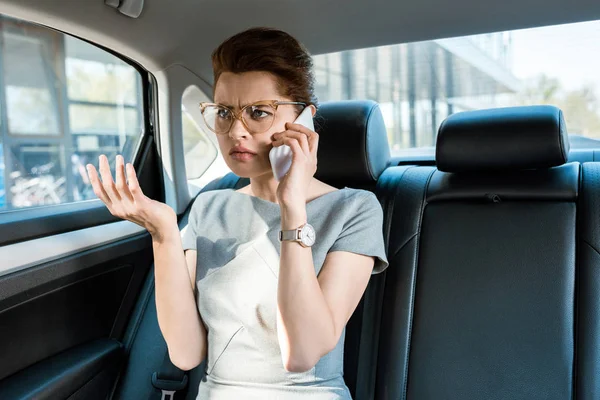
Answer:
[{"xmin": 313, "ymin": 19, "xmax": 600, "ymax": 154}]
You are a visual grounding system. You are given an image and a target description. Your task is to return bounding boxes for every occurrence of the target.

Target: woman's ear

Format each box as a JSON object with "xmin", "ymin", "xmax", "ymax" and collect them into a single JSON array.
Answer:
[{"xmin": 309, "ymin": 104, "xmax": 317, "ymax": 117}]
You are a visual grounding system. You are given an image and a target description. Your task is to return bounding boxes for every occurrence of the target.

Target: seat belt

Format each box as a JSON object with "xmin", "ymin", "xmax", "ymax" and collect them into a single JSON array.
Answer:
[
  {"xmin": 151, "ymin": 172, "xmax": 247, "ymax": 399},
  {"xmin": 151, "ymin": 352, "xmax": 188, "ymax": 400}
]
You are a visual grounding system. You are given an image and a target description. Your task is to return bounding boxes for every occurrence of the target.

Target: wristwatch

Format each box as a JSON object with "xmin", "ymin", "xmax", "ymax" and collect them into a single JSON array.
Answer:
[{"xmin": 279, "ymin": 223, "xmax": 316, "ymax": 248}]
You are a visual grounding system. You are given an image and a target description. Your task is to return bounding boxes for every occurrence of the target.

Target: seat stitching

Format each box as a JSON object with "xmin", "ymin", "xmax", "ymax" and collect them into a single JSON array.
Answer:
[
  {"xmin": 391, "ymin": 233, "xmax": 418, "ymax": 259},
  {"xmin": 582, "ymin": 239, "xmax": 600, "ymax": 258}
]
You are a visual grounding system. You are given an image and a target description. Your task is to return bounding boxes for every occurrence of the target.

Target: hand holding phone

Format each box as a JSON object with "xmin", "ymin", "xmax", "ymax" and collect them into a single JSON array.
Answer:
[{"xmin": 269, "ymin": 107, "xmax": 315, "ymax": 181}]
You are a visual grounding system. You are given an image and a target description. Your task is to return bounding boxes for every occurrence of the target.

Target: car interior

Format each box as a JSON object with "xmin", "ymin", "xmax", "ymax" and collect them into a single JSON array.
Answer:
[{"xmin": 1, "ymin": 0, "xmax": 600, "ymax": 399}]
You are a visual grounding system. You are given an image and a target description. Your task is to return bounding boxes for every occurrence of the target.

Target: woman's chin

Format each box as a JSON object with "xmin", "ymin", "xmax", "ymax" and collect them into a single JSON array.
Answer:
[
  {"xmin": 226, "ymin": 164, "xmax": 262, "ymax": 179},
  {"xmin": 229, "ymin": 167, "xmax": 275, "ymax": 181}
]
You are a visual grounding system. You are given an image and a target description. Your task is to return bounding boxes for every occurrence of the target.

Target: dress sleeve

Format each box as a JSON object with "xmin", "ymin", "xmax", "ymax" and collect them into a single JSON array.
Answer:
[
  {"xmin": 328, "ymin": 191, "xmax": 389, "ymax": 274},
  {"xmin": 181, "ymin": 196, "xmax": 202, "ymax": 251}
]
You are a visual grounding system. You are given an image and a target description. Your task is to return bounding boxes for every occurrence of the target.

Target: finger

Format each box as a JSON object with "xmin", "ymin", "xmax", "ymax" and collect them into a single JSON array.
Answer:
[
  {"xmin": 310, "ymin": 131, "xmax": 319, "ymax": 159},
  {"xmin": 126, "ymin": 163, "xmax": 145, "ymax": 202},
  {"xmin": 115, "ymin": 155, "xmax": 134, "ymax": 202},
  {"xmin": 98, "ymin": 155, "xmax": 121, "ymax": 202},
  {"xmin": 286, "ymin": 122, "xmax": 319, "ymax": 154},
  {"xmin": 286, "ymin": 122, "xmax": 315, "ymax": 136},
  {"xmin": 287, "ymin": 123, "xmax": 319, "ymax": 150},
  {"xmin": 281, "ymin": 137, "xmax": 304, "ymax": 161},
  {"xmin": 276, "ymin": 131, "xmax": 310, "ymax": 156},
  {"xmin": 86, "ymin": 164, "xmax": 112, "ymax": 205},
  {"xmin": 272, "ymin": 137, "xmax": 308, "ymax": 158}
]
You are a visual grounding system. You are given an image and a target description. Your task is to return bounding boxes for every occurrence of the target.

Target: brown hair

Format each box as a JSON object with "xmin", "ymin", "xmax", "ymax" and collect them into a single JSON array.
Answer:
[{"xmin": 211, "ymin": 27, "xmax": 318, "ymax": 107}]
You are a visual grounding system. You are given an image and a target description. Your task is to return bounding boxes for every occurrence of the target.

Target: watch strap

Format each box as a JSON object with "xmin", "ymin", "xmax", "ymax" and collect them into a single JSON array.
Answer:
[{"xmin": 279, "ymin": 228, "xmax": 301, "ymax": 241}]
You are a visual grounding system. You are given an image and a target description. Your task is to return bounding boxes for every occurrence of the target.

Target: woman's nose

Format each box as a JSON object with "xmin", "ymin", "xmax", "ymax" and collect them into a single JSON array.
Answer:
[{"xmin": 228, "ymin": 118, "xmax": 250, "ymax": 139}]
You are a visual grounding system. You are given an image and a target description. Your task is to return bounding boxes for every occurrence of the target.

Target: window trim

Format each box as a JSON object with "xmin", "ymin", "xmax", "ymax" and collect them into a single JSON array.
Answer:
[{"xmin": 0, "ymin": 218, "xmax": 147, "ymax": 279}]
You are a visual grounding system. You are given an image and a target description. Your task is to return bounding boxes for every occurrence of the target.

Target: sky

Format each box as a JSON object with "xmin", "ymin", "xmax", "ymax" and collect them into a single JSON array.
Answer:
[{"xmin": 510, "ymin": 20, "xmax": 600, "ymax": 92}]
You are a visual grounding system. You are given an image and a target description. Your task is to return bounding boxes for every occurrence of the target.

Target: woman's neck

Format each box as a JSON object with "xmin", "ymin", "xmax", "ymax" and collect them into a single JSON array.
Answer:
[{"xmin": 243, "ymin": 175, "xmax": 280, "ymax": 203}]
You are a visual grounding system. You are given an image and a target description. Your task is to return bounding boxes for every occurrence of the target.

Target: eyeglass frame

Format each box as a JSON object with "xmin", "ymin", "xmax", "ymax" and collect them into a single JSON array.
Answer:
[{"xmin": 199, "ymin": 100, "xmax": 307, "ymax": 135}]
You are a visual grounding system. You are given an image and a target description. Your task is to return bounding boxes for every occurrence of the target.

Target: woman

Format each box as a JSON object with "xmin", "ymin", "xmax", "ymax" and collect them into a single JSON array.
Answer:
[{"xmin": 86, "ymin": 27, "xmax": 388, "ymax": 399}]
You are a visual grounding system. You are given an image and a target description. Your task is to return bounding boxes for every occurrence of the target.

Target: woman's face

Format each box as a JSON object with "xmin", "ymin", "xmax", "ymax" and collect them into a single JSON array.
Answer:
[{"xmin": 212, "ymin": 71, "xmax": 300, "ymax": 179}]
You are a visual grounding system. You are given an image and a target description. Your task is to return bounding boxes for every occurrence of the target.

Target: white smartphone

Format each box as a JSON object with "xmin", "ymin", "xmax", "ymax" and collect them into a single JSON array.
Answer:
[{"xmin": 269, "ymin": 107, "xmax": 315, "ymax": 181}]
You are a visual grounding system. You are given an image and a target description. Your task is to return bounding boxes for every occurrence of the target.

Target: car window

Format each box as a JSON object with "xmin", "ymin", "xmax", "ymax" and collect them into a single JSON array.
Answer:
[
  {"xmin": 182, "ymin": 85, "xmax": 232, "ymax": 192},
  {"xmin": 0, "ymin": 15, "xmax": 144, "ymax": 211},
  {"xmin": 182, "ymin": 85, "xmax": 218, "ymax": 181},
  {"xmin": 313, "ymin": 19, "xmax": 600, "ymax": 153}
]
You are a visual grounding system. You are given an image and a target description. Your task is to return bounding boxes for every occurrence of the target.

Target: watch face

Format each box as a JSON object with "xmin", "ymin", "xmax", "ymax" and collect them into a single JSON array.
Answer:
[{"xmin": 300, "ymin": 224, "xmax": 316, "ymax": 247}]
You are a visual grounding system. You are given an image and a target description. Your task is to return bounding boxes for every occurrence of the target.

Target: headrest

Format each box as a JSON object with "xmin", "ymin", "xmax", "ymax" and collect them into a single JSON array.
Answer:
[
  {"xmin": 436, "ymin": 105, "xmax": 569, "ymax": 173},
  {"xmin": 427, "ymin": 163, "xmax": 579, "ymax": 203},
  {"xmin": 314, "ymin": 100, "xmax": 391, "ymax": 184}
]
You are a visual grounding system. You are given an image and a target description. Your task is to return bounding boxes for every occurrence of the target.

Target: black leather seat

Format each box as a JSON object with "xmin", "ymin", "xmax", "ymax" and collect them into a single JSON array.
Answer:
[
  {"xmin": 314, "ymin": 100, "xmax": 392, "ymax": 399},
  {"xmin": 374, "ymin": 105, "xmax": 600, "ymax": 400}
]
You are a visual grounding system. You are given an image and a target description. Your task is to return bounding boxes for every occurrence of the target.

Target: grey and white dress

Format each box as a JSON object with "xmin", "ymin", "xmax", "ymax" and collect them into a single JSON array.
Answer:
[{"xmin": 181, "ymin": 187, "xmax": 389, "ymax": 399}]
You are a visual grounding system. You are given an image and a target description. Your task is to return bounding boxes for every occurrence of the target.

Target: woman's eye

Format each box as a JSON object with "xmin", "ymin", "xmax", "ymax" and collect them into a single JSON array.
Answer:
[
  {"xmin": 249, "ymin": 107, "xmax": 271, "ymax": 120},
  {"xmin": 217, "ymin": 109, "xmax": 231, "ymax": 119}
]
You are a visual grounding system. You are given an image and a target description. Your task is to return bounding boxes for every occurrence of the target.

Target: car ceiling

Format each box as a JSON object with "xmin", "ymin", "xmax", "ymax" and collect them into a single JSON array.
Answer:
[{"xmin": 1, "ymin": 0, "xmax": 599, "ymax": 88}]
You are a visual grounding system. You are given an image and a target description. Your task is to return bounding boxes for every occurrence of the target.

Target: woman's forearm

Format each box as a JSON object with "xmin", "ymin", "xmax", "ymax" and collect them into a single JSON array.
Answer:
[
  {"xmin": 277, "ymin": 208, "xmax": 337, "ymax": 372},
  {"xmin": 153, "ymin": 225, "xmax": 206, "ymax": 370}
]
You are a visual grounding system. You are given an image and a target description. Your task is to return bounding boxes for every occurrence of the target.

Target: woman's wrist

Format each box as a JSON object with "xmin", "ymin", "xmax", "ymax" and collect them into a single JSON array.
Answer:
[
  {"xmin": 150, "ymin": 222, "xmax": 181, "ymax": 244},
  {"xmin": 280, "ymin": 205, "xmax": 307, "ymax": 230}
]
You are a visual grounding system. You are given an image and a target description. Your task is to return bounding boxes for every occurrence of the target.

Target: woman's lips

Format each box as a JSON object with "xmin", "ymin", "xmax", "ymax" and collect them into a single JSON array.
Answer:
[{"xmin": 230, "ymin": 152, "xmax": 256, "ymax": 161}]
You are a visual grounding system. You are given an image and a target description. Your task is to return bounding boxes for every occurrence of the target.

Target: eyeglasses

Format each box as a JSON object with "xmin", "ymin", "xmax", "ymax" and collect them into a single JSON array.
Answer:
[{"xmin": 199, "ymin": 100, "xmax": 306, "ymax": 135}]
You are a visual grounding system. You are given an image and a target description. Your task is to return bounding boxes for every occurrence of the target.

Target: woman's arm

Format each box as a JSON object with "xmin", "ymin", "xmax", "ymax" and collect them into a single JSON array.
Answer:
[
  {"xmin": 86, "ymin": 154, "xmax": 206, "ymax": 371},
  {"xmin": 272, "ymin": 122, "xmax": 377, "ymax": 372},
  {"xmin": 153, "ymin": 233, "xmax": 207, "ymax": 371},
  {"xmin": 277, "ymin": 208, "xmax": 374, "ymax": 373}
]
